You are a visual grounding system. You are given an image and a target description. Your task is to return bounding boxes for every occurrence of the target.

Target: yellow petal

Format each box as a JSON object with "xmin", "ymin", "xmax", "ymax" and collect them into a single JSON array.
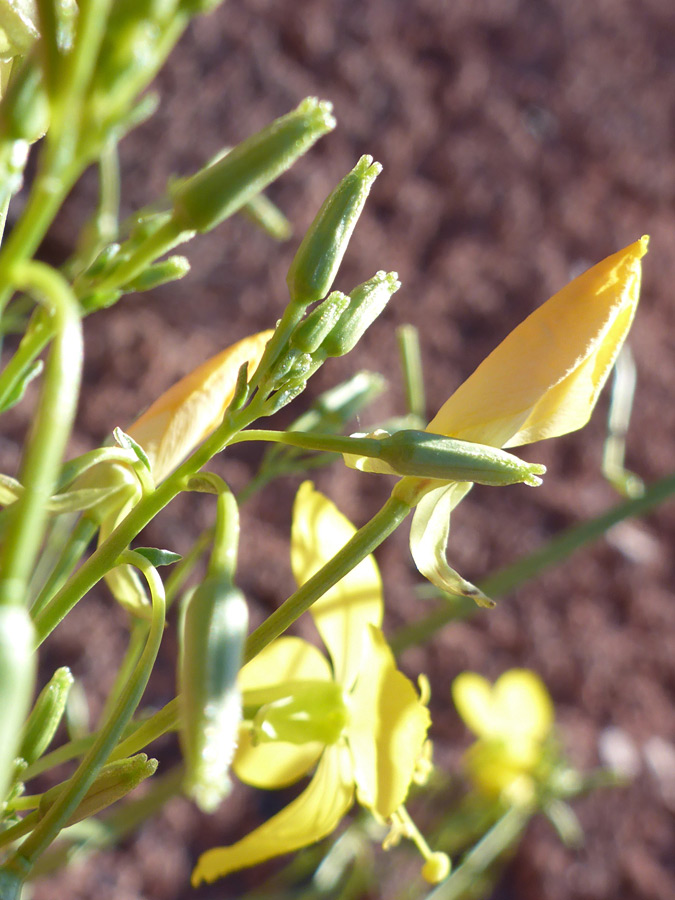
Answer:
[
  {"xmin": 291, "ymin": 482, "xmax": 383, "ymax": 688},
  {"xmin": 451, "ymin": 672, "xmax": 494, "ymax": 738},
  {"xmin": 452, "ymin": 669, "xmax": 554, "ymax": 743},
  {"xmin": 492, "ymin": 669, "xmax": 554, "ymax": 742},
  {"xmin": 191, "ymin": 744, "xmax": 354, "ymax": 886},
  {"xmin": 427, "ymin": 237, "xmax": 647, "ymax": 449},
  {"xmin": 233, "ymin": 726, "xmax": 324, "ymax": 790},
  {"xmin": 127, "ymin": 330, "xmax": 272, "ymax": 483},
  {"xmin": 346, "ymin": 625, "xmax": 430, "ymax": 819},
  {"xmin": 235, "ymin": 637, "xmax": 331, "ymax": 789}
]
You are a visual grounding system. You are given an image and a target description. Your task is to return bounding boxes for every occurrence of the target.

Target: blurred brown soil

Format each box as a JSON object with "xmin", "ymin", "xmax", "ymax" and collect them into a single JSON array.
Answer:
[{"xmin": 6, "ymin": 1, "xmax": 675, "ymax": 899}]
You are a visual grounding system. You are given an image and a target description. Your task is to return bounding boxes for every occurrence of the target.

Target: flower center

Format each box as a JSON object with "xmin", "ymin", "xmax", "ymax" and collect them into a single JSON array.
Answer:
[{"xmin": 244, "ymin": 680, "xmax": 348, "ymax": 746}]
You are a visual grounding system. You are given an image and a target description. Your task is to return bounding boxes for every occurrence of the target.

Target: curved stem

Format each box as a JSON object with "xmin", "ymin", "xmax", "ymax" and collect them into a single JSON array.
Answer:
[{"xmin": 0, "ymin": 262, "xmax": 82, "ymax": 607}]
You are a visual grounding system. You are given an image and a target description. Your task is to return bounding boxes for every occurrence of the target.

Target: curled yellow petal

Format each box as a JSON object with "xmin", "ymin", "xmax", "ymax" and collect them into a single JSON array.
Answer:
[
  {"xmin": 291, "ymin": 482, "xmax": 383, "ymax": 689},
  {"xmin": 346, "ymin": 625, "xmax": 430, "ymax": 819},
  {"xmin": 427, "ymin": 237, "xmax": 648, "ymax": 449},
  {"xmin": 127, "ymin": 330, "xmax": 272, "ymax": 482},
  {"xmin": 192, "ymin": 744, "xmax": 354, "ymax": 886}
]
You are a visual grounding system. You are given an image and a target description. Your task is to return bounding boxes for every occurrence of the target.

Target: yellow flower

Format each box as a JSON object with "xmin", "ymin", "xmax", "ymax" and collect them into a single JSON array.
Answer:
[
  {"xmin": 192, "ymin": 482, "xmax": 431, "ymax": 886},
  {"xmin": 452, "ymin": 669, "xmax": 554, "ymax": 803},
  {"xmin": 409, "ymin": 237, "xmax": 648, "ymax": 600},
  {"xmin": 127, "ymin": 329, "xmax": 273, "ymax": 484}
]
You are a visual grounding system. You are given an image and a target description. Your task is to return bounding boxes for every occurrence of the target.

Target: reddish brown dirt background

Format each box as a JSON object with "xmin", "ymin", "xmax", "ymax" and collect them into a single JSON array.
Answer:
[{"xmin": 7, "ymin": 1, "xmax": 675, "ymax": 899}]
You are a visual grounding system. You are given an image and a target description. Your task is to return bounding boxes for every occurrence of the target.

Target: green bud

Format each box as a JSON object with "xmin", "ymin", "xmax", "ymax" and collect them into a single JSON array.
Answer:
[
  {"xmin": 121, "ymin": 255, "xmax": 190, "ymax": 292},
  {"xmin": 38, "ymin": 754, "xmax": 158, "ymax": 824},
  {"xmin": 82, "ymin": 243, "xmax": 121, "ymax": 280},
  {"xmin": 171, "ymin": 98, "xmax": 335, "ymax": 233},
  {"xmin": 290, "ymin": 291, "xmax": 350, "ymax": 353},
  {"xmin": 18, "ymin": 667, "xmax": 73, "ymax": 766},
  {"xmin": 251, "ymin": 680, "xmax": 347, "ymax": 747},
  {"xmin": 179, "ymin": 577, "xmax": 248, "ymax": 813},
  {"xmin": 378, "ymin": 430, "xmax": 546, "ymax": 486},
  {"xmin": 286, "ymin": 155, "xmax": 382, "ymax": 306},
  {"xmin": 322, "ymin": 270, "xmax": 400, "ymax": 357},
  {"xmin": 0, "ymin": 59, "xmax": 48, "ymax": 143}
]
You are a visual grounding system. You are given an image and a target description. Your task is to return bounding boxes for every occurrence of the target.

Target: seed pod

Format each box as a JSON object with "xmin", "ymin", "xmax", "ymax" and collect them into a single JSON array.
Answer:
[
  {"xmin": 378, "ymin": 430, "xmax": 546, "ymax": 486},
  {"xmin": 171, "ymin": 98, "xmax": 335, "ymax": 234},
  {"xmin": 38, "ymin": 754, "xmax": 158, "ymax": 824},
  {"xmin": 322, "ymin": 271, "xmax": 400, "ymax": 357},
  {"xmin": 18, "ymin": 667, "xmax": 73, "ymax": 766},
  {"xmin": 0, "ymin": 606, "xmax": 35, "ymax": 801},
  {"xmin": 178, "ymin": 577, "xmax": 248, "ymax": 813},
  {"xmin": 286, "ymin": 155, "xmax": 381, "ymax": 306}
]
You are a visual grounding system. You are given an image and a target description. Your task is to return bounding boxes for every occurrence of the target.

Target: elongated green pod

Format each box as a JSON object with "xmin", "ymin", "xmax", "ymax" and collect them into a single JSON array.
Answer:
[
  {"xmin": 0, "ymin": 606, "xmax": 35, "ymax": 802},
  {"xmin": 171, "ymin": 98, "xmax": 335, "ymax": 234},
  {"xmin": 38, "ymin": 754, "xmax": 158, "ymax": 824},
  {"xmin": 18, "ymin": 667, "xmax": 73, "ymax": 766},
  {"xmin": 178, "ymin": 577, "xmax": 248, "ymax": 812},
  {"xmin": 379, "ymin": 430, "xmax": 546, "ymax": 486},
  {"xmin": 286, "ymin": 155, "xmax": 381, "ymax": 306}
]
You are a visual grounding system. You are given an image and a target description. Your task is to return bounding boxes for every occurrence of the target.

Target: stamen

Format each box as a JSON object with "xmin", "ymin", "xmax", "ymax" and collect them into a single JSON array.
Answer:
[{"xmin": 384, "ymin": 805, "xmax": 451, "ymax": 884}]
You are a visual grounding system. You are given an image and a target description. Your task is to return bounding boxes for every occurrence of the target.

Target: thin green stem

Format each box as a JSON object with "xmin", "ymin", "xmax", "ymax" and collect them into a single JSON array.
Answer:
[
  {"xmin": 245, "ymin": 492, "xmax": 412, "ymax": 662},
  {"xmin": 397, "ymin": 324, "xmax": 426, "ymax": 421},
  {"xmin": 391, "ymin": 469, "xmax": 675, "ymax": 653},
  {"xmin": 0, "ymin": 551, "xmax": 165, "ymax": 883},
  {"xmin": 0, "ymin": 262, "xmax": 82, "ymax": 607},
  {"xmin": 30, "ymin": 517, "xmax": 97, "ymax": 618},
  {"xmin": 108, "ymin": 697, "xmax": 179, "ymax": 762},
  {"xmin": 232, "ymin": 428, "xmax": 383, "ymax": 458},
  {"xmin": 424, "ymin": 806, "xmax": 530, "ymax": 900}
]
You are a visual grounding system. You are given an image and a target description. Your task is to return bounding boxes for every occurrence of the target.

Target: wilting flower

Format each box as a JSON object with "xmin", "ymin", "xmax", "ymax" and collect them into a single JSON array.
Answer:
[
  {"xmin": 192, "ymin": 482, "xmax": 431, "ymax": 886},
  {"xmin": 407, "ymin": 237, "xmax": 648, "ymax": 601},
  {"xmin": 127, "ymin": 330, "xmax": 272, "ymax": 484},
  {"xmin": 452, "ymin": 669, "xmax": 554, "ymax": 804},
  {"xmin": 100, "ymin": 331, "xmax": 271, "ymax": 615}
]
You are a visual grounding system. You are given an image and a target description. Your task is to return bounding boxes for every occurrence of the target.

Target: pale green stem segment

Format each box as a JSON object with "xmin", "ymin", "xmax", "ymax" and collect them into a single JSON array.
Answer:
[
  {"xmin": 206, "ymin": 480, "xmax": 239, "ymax": 581},
  {"xmin": 245, "ymin": 491, "xmax": 412, "ymax": 662},
  {"xmin": 424, "ymin": 806, "xmax": 530, "ymax": 900},
  {"xmin": 397, "ymin": 324, "xmax": 426, "ymax": 421},
  {"xmin": 0, "ymin": 262, "xmax": 82, "ymax": 607},
  {"xmin": 29, "ymin": 518, "xmax": 99, "ymax": 618},
  {"xmin": 231, "ymin": 428, "xmax": 384, "ymax": 458},
  {"xmin": 391, "ymin": 468, "xmax": 675, "ymax": 653},
  {"xmin": 0, "ymin": 551, "xmax": 165, "ymax": 887}
]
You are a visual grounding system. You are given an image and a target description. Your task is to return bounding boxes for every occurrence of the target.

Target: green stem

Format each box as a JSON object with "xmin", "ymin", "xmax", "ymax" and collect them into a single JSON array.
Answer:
[
  {"xmin": 0, "ymin": 262, "xmax": 82, "ymax": 607},
  {"xmin": 245, "ymin": 491, "xmax": 412, "ymax": 662},
  {"xmin": 397, "ymin": 324, "xmax": 425, "ymax": 421},
  {"xmin": 232, "ymin": 428, "xmax": 384, "ymax": 458},
  {"xmin": 424, "ymin": 806, "xmax": 530, "ymax": 900},
  {"xmin": 108, "ymin": 697, "xmax": 179, "ymax": 762},
  {"xmin": 30, "ymin": 518, "xmax": 98, "ymax": 618},
  {"xmin": 391, "ymin": 469, "xmax": 675, "ymax": 653},
  {"xmin": 0, "ymin": 551, "xmax": 165, "ymax": 884}
]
